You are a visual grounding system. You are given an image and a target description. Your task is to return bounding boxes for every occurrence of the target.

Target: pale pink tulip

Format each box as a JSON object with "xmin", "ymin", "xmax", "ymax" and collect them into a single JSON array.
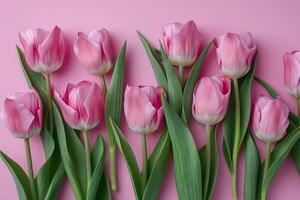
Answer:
[
  {"xmin": 73, "ymin": 29, "xmax": 114, "ymax": 76},
  {"xmin": 19, "ymin": 26, "xmax": 65, "ymax": 74},
  {"xmin": 162, "ymin": 20, "xmax": 202, "ymax": 67},
  {"xmin": 214, "ymin": 32, "xmax": 256, "ymax": 79},
  {"xmin": 54, "ymin": 81, "xmax": 103, "ymax": 130},
  {"xmin": 283, "ymin": 50, "xmax": 300, "ymax": 97},
  {"xmin": 1, "ymin": 89, "xmax": 43, "ymax": 139},
  {"xmin": 192, "ymin": 76, "xmax": 231, "ymax": 125},
  {"xmin": 252, "ymin": 96, "xmax": 289, "ymax": 143},
  {"xmin": 124, "ymin": 85, "xmax": 164, "ymax": 134}
]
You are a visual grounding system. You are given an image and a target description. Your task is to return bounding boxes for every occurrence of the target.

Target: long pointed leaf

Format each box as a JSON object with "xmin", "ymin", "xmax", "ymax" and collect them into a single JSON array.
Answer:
[{"xmin": 162, "ymin": 96, "xmax": 202, "ymax": 200}]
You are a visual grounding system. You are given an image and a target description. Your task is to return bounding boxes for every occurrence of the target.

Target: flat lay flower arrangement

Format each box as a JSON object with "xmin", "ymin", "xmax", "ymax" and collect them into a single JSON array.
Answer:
[{"xmin": 1, "ymin": 20, "xmax": 300, "ymax": 200}]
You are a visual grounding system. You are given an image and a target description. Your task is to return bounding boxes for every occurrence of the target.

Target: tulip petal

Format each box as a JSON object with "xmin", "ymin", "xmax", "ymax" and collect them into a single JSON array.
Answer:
[{"xmin": 283, "ymin": 51, "xmax": 300, "ymax": 96}]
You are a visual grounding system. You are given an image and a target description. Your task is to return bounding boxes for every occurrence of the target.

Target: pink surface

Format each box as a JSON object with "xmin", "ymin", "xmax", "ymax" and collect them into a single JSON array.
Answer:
[{"xmin": 0, "ymin": 0, "xmax": 300, "ymax": 199}]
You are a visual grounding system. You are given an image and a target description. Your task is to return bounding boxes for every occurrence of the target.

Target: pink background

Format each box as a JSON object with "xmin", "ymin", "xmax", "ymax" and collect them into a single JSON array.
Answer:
[{"xmin": 1, "ymin": 0, "xmax": 300, "ymax": 199}]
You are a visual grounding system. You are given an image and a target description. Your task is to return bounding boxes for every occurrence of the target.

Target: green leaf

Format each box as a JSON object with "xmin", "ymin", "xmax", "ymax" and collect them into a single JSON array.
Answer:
[
  {"xmin": 53, "ymin": 104, "xmax": 85, "ymax": 200},
  {"xmin": 162, "ymin": 96, "xmax": 202, "ymax": 200},
  {"xmin": 87, "ymin": 136, "xmax": 106, "ymax": 200},
  {"xmin": 97, "ymin": 172, "xmax": 112, "ymax": 200},
  {"xmin": 244, "ymin": 133, "xmax": 260, "ymax": 200},
  {"xmin": 160, "ymin": 43, "xmax": 182, "ymax": 113},
  {"xmin": 110, "ymin": 118, "xmax": 142, "ymax": 199},
  {"xmin": 0, "ymin": 151, "xmax": 32, "ymax": 200},
  {"xmin": 137, "ymin": 32, "xmax": 168, "ymax": 89},
  {"xmin": 262, "ymin": 127, "xmax": 300, "ymax": 194},
  {"xmin": 105, "ymin": 41, "xmax": 127, "ymax": 126},
  {"xmin": 222, "ymin": 89, "xmax": 235, "ymax": 172},
  {"xmin": 239, "ymin": 54, "xmax": 257, "ymax": 148},
  {"xmin": 181, "ymin": 42, "xmax": 212, "ymax": 122},
  {"xmin": 142, "ymin": 130, "xmax": 170, "ymax": 200},
  {"xmin": 44, "ymin": 164, "xmax": 65, "ymax": 200}
]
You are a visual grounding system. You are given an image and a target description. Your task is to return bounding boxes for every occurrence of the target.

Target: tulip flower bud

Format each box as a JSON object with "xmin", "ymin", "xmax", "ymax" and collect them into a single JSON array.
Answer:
[
  {"xmin": 73, "ymin": 29, "xmax": 114, "ymax": 76},
  {"xmin": 19, "ymin": 26, "xmax": 65, "ymax": 74},
  {"xmin": 124, "ymin": 85, "xmax": 164, "ymax": 134},
  {"xmin": 1, "ymin": 89, "xmax": 43, "ymax": 139},
  {"xmin": 192, "ymin": 76, "xmax": 231, "ymax": 125},
  {"xmin": 162, "ymin": 20, "xmax": 202, "ymax": 67},
  {"xmin": 214, "ymin": 32, "xmax": 256, "ymax": 79},
  {"xmin": 54, "ymin": 81, "xmax": 103, "ymax": 131},
  {"xmin": 283, "ymin": 50, "xmax": 300, "ymax": 97},
  {"xmin": 252, "ymin": 96, "xmax": 289, "ymax": 143}
]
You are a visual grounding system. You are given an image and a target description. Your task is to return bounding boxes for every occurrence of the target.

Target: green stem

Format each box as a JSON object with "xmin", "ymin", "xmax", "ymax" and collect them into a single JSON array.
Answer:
[
  {"xmin": 231, "ymin": 78, "xmax": 240, "ymax": 200},
  {"xmin": 261, "ymin": 142, "xmax": 271, "ymax": 200},
  {"xmin": 24, "ymin": 139, "xmax": 38, "ymax": 200},
  {"xmin": 141, "ymin": 134, "xmax": 148, "ymax": 193},
  {"xmin": 297, "ymin": 97, "xmax": 300, "ymax": 125},
  {"xmin": 83, "ymin": 129, "xmax": 92, "ymax": 189},
  {"xmin": 204, "ymin": 124, "xmax": 211, "ymax": 200},
  {"xmin": 178, "ymin": 66, "xmax": 184, "ymax": 87},
  {"xmin": 100, "ymin": 75, "xmax": 107, "ymax": 97},
  {"xmin": 45, "ymin": 74, "xmax": 53, "ymax": 141}
]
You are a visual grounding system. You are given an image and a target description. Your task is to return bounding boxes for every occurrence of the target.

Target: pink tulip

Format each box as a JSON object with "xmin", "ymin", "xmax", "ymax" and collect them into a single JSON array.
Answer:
[
  {"xmin": 192, "ymin": 76, "xmax": 231, "ymax": 125},
  {"xmin": 73, "ymin": 29, "xmax": 114, "ymax": 76},
  {"xmin": 19, "ymin": 26, "xmax": 65, "ymax": 74},
  {"xmin": 124, "ymin": 85, "xmax": 164, "ymax": 134},
  {"xmin": 54, "ymin": 81, "xmax": 103, "ymax": 130},
  {"xmin": 214, "ymin": 32, "xmax": 256, "ymax": 79},
  {"xmin": 1, "ymin": 89, "xmax": 43, "ymax": 139},
  {"xmin": 162, "ymin": 20, "xmax": 202, "ymax": 67},
  {"xmin": 252, "ymin": 96, "xmax": 289, "ymax": 143},
  {"xmin": 283, "ymin": 50, "xmax": 300, "ymax": 97}
]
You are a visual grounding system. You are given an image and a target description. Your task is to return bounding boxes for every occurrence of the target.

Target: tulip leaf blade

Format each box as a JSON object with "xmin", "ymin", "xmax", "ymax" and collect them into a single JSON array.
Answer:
[
  {"xmin": 142, "ymin": 130, "xmax": 170, "ymax": 200},
  {"xmin": 137, "ymin": 31, "xmax": 168, "ymax": 90},
  {"xmin": 160, "ymin": 43, "xmax": 183, "ymax": 114},
  {"xmin": 0, "ymin": 151, "xmax": 32, "ymax": 200},
  {"xmin": 162, "ymin": 96, "xmax": 202, "ymax": 200},
  {"xmin": 44, "ymin": 163, "xmax": 65, "ymax": 200},
  {"xmin": 244, "ymin": 132, "xmax": 260, "ymax": 200},
  {"xmin": 97, "ymin": 172, "xmax": 112, "ymax": 200},
  {"xmin": 222, "ymin": 89, "xmax": 235, "ymax": 172},
  {"xmin": 239, "ymin": 54, "xmax": 257, "ymax": 148},
  {"xmin": 53, "ymin": 103, "xmax": 85, "ymax": 200},
  {"xmin": 261, "ymin": 127, "xmax": 300, "ymax": 195},
  {"xmin": 182, "ymin": 42, "xmax": 212, "ymax": 122},
  {"xmin": 110, "ymin": 118, "xmax": 142, "ymax": 200},
  {"xmin": 87, "ymin": 136, "xmax": 106, "ymax": 200}
]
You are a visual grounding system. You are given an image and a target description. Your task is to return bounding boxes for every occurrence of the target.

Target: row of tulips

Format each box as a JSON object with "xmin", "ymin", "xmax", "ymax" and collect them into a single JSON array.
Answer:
[{"xmin": 1, "ymin": 20, "xmax": 300, "ymax": 200}]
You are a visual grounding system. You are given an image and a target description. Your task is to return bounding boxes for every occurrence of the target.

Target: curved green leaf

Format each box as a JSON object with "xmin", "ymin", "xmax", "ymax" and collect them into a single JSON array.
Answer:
[
  {"xmin": 0, "ymin": 151, "xmax": 32, "ymax": 200},
  {"xmin": 160, "ymin": 43, "xmax": 182, "ymax": 113},
  {"xmin": 244, "ymin": 133, "xmax": 260, "ymax": 200},
  {"xmin": 87, "ymin": 136, "xmax": 106, "ymax": 200},
  {"xmin": 54, "ymin": 104, "xmax": 85, "ymax": 200},
  {"xmin": 137, "ymin": 32, "xmax": 167, "ymax": 89},
  {"xmin": 239, "ymin": 54, "xmax": 257, "ymax": 148},
  {"xmin": 142, "ymin": 130, "xmax": 170, "ymax": 200},
  {"xmin": 262, "ymin": 127, "xmax": 300, "ymax": 193},
  {"xmin": 44, "ymin": 163, "xmax": 65, "ymax": 200},
  {"xmin": 110, "ymin": 118, "xmax": 142, "ymax": 199},
  {"xmin": 181, "ymin": 42, "xmax": 212, "ymax": 122},
  {"xmin": 162, "ymin": 96, "xmax": 202, "ymax": 200},
  {"xmin": 97, "ymin": 172, "xmax": 112, "ymax": 200}
]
